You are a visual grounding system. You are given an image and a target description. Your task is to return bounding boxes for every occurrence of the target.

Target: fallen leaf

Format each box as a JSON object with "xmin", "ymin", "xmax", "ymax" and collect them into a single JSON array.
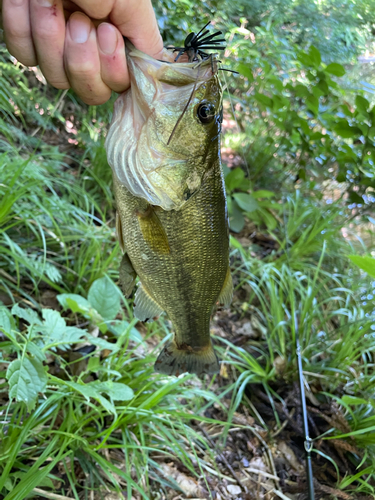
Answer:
[
  {"xmin": 227, "ymin": 484, "xmax": 242, "ymax": 495},
  {"xmin": 160, "ymin": 463, "xmax": 202, "ymax": 498},
  {"xmin": 278, "ymin": 441, "xmax": 304, "ymax": 474}
]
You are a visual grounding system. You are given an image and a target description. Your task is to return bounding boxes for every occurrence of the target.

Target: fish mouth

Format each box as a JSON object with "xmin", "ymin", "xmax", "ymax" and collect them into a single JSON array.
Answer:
[{"xmin": 126, "ymin": 39, "xmax": 220, "ymax": 82}]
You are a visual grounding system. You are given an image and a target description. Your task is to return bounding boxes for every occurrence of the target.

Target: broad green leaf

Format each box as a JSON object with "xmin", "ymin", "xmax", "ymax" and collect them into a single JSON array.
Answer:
[
  {"xmin": 355, "ymin": 95, "xmax": 370, "ymax": 113},
  {"xmin": 336, "ymin": 170, "xmax": 346, "ymax": 183},
  {"xmin": 88, "ymin": 277, "xmax": 121, "ymax": 320},
  {"xmin": 227, "ymin": 198, "xmax": 245, "ymax": 233},
  {"xmin": 11, "ymin": 304, "xmax": 41, "ymax": 326},
  {"xmin": 252, "ymin": 190, "xmax": 275, "ymax": 199},
  {"xmin": 4, "ymin": 477, "xmax": 13, "ymax": 492},
  {"xmin": 297, "ymin": 52, "xmax": 312, "ymax": 67},
  {"xmin": 112, "ymin": 320, "xmax": 142, "ymax": 343},
  {"xmin": 55, "ymin": 327, "xmax": 85, "ymax": 351},
  {"xmin": 334, "ymin": 121, "xmax": 361, "ymax": 138},
  {"xmin": 6, "ymin": 357, "xmax": 47, "ymax": 410},
  {"xmin": 254, "ymin": 93, "xmax": 273, "ymax": 108},
  {"xmin": 64, "ymin": 380, "xmax": 117, "ymax": 415},
  {"xmin": 90, "ymin": 380, "xmax": 134, "ymax": 401},
  {"xmin": 298, "ymin": 168, "xmax": 306, "ymax": 181},
  {"xmin": 256, "ymin": 207, "xmax": 278, "ymax": 231},
  {"xmin": 306, "ymin": 95, "xmax": 319, "ymax": 115},
  {"xmin": 87, "ymin": 356, "xmax": 100, "ymax": 372},
  {"xmin": 237, "ymin": 63, "xmax": 254, "ymax": 82},
  {"xmin": 348, "ymin": 191, "xmax": 363, "ymax": 204},
  {"xmin": 294, "ymin": 84, "xmax": 309, "ymax": 98},
  {"xmin": 325, "ymin": 63, "xmax": 345, "ymax": 77},
  {"xmin": 348, "ymin": 255, "xmax": 375, "ymax": 279},
  {"xmin": 225, "ymin": 167, "xmax": 246, "ymax": 192},
  {"xmin": 233, "ymin": 193, "xmax": 259, "ymax": 212},
  {"xmin": 309, "ymin": 132, "xmax": 324, "ymax": 140},
  {"xmin": 368, "ymin": 126, "xmax": 375, "ymax": 139},
  {"xmin": 40, "ymin": 309, "xmax": 85, "ymax": 350},
  {"xmin": 87, "ymin": 335, "xmax": 120, "ymax": 353},
  {"xmin": 0, "ymin": 307, "xmax": 12, "ymax": 333},
  {"xmin": 308, "ymin": 45, "xmax": 321, "ymax": 67},
  {"xmin": 41, "ymin": 309, "xmax": 66, "ymax": 340},
  {"xmin": 27, "ymin": 342, "xmax": 46, "ymax": 363},
  {"xmin": 317, "ymin": 79, "xmax": 329, "ymax": 95},
  {"xmin": 268, "ymin": 77, "xmax": 283, "ymax": 92},
  {"xmin": 57, "ymin": 293, "xmax": 91, "ymax": 314},
  {"xmin": 57, "ymin": 293, "xmax": 103, "ymax": 326}
]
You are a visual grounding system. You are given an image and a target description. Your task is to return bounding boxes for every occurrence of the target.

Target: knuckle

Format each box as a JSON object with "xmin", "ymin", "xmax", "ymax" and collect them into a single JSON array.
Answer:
[{"xmin": 32, "ymin": 24, "xmax": 61, "ymax": 42}]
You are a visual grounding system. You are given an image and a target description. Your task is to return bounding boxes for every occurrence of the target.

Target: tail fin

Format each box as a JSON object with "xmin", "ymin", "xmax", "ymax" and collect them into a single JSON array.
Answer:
[{"xmin": 154, "ymin": 340, "xmax": 220, "ymax": 376}]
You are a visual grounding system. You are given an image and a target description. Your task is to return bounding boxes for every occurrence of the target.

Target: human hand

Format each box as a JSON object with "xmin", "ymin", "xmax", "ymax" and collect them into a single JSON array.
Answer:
[{"xmin": 1, "ymin": 0, "xmax": 163, "ymax": 104}]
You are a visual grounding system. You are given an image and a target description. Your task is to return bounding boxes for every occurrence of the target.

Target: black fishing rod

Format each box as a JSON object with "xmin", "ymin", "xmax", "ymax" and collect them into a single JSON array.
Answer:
[{"xmin": 295, "ymin": 313, "xmax": 315, "ymax": 500}]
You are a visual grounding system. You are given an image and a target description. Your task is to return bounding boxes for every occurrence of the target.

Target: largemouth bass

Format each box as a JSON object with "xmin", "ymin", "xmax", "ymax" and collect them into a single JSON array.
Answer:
[{"xmin": 105, "ymin": 41, "xmax": 232, "ymax": 376}]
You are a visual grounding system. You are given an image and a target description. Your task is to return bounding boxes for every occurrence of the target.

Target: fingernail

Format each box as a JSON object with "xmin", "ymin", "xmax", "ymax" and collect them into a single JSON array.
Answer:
[
  {"xmin": 36, "ymin": 0, "xmax": 54, "ymax": 6},
  {"xmin": 69, "ymin": 13, "xmax": 91, "ymax": 44},
  {"xmin": 98, "ymin": 23, "xmax": 118, "ymax": 55}
]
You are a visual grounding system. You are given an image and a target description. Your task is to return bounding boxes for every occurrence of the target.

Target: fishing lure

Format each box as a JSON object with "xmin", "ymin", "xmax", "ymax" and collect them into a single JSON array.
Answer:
[{"xmin": 166, "ymin": 21, "xmax": 226, "ymax": 62}]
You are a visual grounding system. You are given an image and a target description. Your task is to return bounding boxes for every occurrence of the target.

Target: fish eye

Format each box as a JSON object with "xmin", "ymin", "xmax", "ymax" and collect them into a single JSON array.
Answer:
[{"xmin": 196, "ymin": 102, "xmax": 216, "ymax": 124}]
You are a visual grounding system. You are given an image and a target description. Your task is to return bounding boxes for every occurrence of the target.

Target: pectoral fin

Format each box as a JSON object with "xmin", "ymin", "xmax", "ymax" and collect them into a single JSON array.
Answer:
[
  {"xmin": 137, "ymin": 205, "xmax": 170, "ymax": 254},
  {"xmin": 134, "ymin": 283, "xmax": 164, "ymax": 321},
  {"xmin": 119, "ymin": 253, "xmax": 137, "ymax": 297},
  {"xmin": 218, "ymin": 267, "xmax": 233, "ymax": 308},
  {"xmin": 116, "ymin": 212, "xmax": 126, "ymax": 253}
]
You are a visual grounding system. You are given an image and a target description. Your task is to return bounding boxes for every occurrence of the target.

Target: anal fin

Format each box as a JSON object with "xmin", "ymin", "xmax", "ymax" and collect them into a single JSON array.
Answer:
[
  {"xmin": 155, "ymin": 340, "xmax": 219, "ymax": 377},
  {"xmin": 218, "ymin": 267, "xmax": 233, "ymax": 307},
  {"xmin": 134, "ymin": 283, "xmax": 164, "ymax": 321}
]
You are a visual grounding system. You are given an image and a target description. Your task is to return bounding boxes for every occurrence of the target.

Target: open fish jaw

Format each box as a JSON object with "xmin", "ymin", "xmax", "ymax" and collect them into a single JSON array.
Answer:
[{"xmin": 105, "ymin": 42, "xmax": 221, "ymax": 211}]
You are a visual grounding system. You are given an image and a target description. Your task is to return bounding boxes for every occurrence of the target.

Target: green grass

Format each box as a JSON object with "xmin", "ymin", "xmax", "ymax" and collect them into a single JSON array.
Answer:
[
  {"xmin": 1, "ymin": 37, "xmax": 375, "ymax": 499},
  {"xmin": 218, "ymin": 234, "xmax": 375, "ymax": 494}
]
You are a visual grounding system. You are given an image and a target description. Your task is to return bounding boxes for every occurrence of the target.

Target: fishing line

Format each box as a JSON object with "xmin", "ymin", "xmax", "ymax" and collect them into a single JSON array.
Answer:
[
  {"xmin": 220, "ymin": 69, "xmax": 250, "ymax": 178},
  {"xmin": 282, "ymin": 198, "xmax": 315, "ymax": 500},
  {"xmin": 167, "ymin": 64, "xmax": 201, "ymax": 145}
]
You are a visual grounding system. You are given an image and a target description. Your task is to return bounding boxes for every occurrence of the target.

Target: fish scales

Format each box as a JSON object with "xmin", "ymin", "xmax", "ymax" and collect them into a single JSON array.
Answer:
[{"xmin": 106, "ymin": 41, "xmax": 232, "ymax": 376}]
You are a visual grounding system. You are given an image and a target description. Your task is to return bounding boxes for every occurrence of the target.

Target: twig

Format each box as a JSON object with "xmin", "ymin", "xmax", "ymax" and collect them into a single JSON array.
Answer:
[
  {"xmin": 271, "ymin": 408, "xmax": 296, "ymax": 438},
  {"xmin": 198, "ymin": 424, "xmax": 247, "ymax": 492},
  {"xmin": 313, "ymin": 479, "xmax": 353, "ymax": 500},
  {"xmin": 32, "ymin": 488, "xmax": 74, "ymax": 500},
  {"xmin": 244, "ymin": 468, "xmax": 280, "ymax": 481},
  {"xmin": 273, "ymin": 489, "xmax": 294, "ymax": 500}
]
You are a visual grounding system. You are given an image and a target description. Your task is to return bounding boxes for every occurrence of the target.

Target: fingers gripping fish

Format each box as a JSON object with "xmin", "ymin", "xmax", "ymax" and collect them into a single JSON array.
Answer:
[{"xmin": 105, "ymin": 38, "xmax": 233, "ymax": 376}]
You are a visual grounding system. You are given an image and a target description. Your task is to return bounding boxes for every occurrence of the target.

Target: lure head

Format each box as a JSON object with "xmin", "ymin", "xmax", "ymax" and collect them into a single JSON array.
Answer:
[
  {"xmin": 184, "ymin": 32, "xmax": 196, "ymax": 49},
  {"xmin": 105, "ymin": 41, "xmax": 223, "ymax": 210}
]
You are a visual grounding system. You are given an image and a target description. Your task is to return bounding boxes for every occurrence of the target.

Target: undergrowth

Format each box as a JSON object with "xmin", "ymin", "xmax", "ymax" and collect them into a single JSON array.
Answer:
[{"xmin": 0, "ymin": 11, "xmax": 375, "ymax": 499}]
